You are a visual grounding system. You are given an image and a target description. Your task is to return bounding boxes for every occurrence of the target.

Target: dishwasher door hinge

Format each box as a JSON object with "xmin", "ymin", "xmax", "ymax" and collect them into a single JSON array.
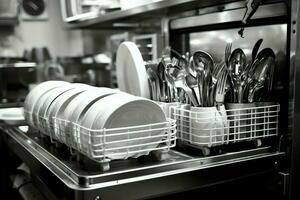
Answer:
[{"xmin": 278, "ymin": 172, "xmax": 290, "ymax": 197}]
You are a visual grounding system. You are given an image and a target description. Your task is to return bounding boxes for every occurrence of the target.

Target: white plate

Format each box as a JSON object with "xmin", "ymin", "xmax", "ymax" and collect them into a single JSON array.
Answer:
[
  {"xmin": 80, "ymin": 93, "xmax": 166, "ymax": 160},
  {"xmin": 46, "ymin": 84, "xmax": 92, "ymax": 142},
  {"xmin": 116, "ymin": 42, "xmax": 150, "ymax": 98},
  {"xmin": 24, "ymin": 81, "xmax": 69, "ymax": 126},
  {"xmin": 35, "ymin": 84, "xmax": 84, "ymax": 132},
  {"xmin": 0, "ymin": 107, "xmax": 25, "ymax": 125},
  {"xmin": 60, "ymin": 87, "xmax": 119, "ymax": 148}
]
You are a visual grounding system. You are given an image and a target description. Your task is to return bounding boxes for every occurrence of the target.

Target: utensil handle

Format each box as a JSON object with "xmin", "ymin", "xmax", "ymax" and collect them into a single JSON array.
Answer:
[
  {"xmin": 160, "ymin": 82, "xmax": 165, "ymax": 101},
  {"xmin": 197, "ymin": 75, "xmax": 203, "ymax": 107},
  {"xmin": 238, "ymin": 86, "xmax": 244, "ymax": 103},
  {"xmin": 183, "ymin": 84, "xmax": 199, "ymax": 106},
  {"xmin": 156, "ymin": 81, "xmax": 161, "ymax": 101},
  {"xmin": 248, "ymin": 85, "xmax": 257, "ymax": 103},
  {"xmin": 193, "ymin": 87, "xmax": 201, "ymax": 106}
]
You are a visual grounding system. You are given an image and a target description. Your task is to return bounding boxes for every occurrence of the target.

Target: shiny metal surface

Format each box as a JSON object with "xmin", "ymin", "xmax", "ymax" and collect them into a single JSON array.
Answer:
[
  {"xmin": 3, "ymin": 126, "xmax": 284, "ymax": 192},
  {"xmin": 189, "ymin": 24, "xmax": 287, "ymax": 64},
  {"xmin": 62, "ymin": 0, "xmax": 236, "ymax": 29},
  {"xmin": 289, "ymin": 0, "xmax": 300, "ymax": 199},
  {"xmin": 170, "ymin": 2, "xmax": 287, "ymax": 30}
]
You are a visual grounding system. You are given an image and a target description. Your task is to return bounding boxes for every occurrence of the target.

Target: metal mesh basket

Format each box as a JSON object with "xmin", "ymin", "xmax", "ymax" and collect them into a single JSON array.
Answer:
[
  {"xmin": 165, "ymin": 102, "xmax": 279, "ymax": 147},
  {"xmin": 24, "ymin": 110, "xmax": 177, "ymax": 162},
  {"xmin": 52, "ymin": 118, "xmax": 176, "ymax": 161},
  {"xmin": 226, "ymin": 103, "xmax": 279, "ymax": 143}
]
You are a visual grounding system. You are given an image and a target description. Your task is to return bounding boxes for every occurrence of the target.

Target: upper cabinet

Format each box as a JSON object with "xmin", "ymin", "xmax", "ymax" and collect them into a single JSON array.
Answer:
[
  {"xmin": 60, "ymin": 0, "xmax": 237, "ymax": 29},
  {"xmin": 0, "ymin": 0, "xmax": 19, "ymax": 26}
]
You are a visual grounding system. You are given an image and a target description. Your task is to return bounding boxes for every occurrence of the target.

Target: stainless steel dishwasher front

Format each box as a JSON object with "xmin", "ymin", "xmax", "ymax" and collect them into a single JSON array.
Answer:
[{"xmin": 1, "ymin": 126, "xmax": 284, "ymax": 200}]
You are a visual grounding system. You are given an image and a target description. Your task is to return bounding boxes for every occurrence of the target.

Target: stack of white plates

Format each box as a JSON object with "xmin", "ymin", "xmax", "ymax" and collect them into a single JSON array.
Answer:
[
  {"xmin": 24, "ymin": 81, "xmax": 167, "ymax": 160},
  {"xmin": 24, "ymin": 80, "xmax": 69, "ymax": 128},
  {"xmin": 79, "ymin": 93, "xmax": 166, "ymax": 159}
]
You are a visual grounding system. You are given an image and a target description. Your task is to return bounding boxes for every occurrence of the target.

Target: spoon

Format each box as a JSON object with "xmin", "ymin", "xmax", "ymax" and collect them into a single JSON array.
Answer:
[
  {"xmin": 146, "ymin": 67, "xmax": 160, "ymax": 101},
  {"xmin": 256, "ymin": 48, "xmax": 276, "ymax": 61},
  {"xmin": 251, "ymin": 38, "xmax": 263, "ymax": 64},
  {"xmin": 164, "ymin": 63, "xmax": 177, "ymax": 102},
  {"xmin": 228, "ymin": 48, "xmax": 247, "ymax": 103},
  {"xmin": 249, "ymin": 48, "xmax": 276, "ymax": 96},
  {"xmin": 185, "ymin": 56, "xmax": 201, "ymax": 105},
  {"xmin": 157, "ymin": 61, "xmax": 166, "ymax": 101},
  {"xmin": 193, "ymin": 51, "xmax": 214, "ymax": 107},
  {"xmin": 165, "ymin": 64, "xmax": 199, "ymax": 106},
  {"xmin": 241, "ymin": 39, "xmax": 263, "ymax": 86},
  {"xmin": 248, "ymin": 56, "xmax": 272, "ymax": 102},
  {"xmin": 185, "ymin": 74, "xmax": 200, "ymax": 106}
]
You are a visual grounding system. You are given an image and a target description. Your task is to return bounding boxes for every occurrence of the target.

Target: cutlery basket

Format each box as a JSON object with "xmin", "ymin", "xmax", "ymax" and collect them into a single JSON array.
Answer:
[
  {"xmin": 225, "ymin": 102, "xmax": 279, "ymax": 143},
  {"xmin": 158, "ymin": 102, "xmax": 279, "ymax": 155},
  {"xmin": 170, "ymin": 104, "xmax": 228, "ymax": 148}
]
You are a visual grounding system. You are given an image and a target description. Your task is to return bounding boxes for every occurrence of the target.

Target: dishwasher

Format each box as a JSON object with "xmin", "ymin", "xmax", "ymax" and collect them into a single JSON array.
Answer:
[{"xmin": 0, "ymin": 0, "xmax": 298, "ymax": 199}]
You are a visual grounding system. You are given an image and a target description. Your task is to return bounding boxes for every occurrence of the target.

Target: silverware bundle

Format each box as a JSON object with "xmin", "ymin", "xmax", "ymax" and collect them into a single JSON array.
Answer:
[
  {"xmin": 146, "ymin": 39, "xmax": 275, "ymax": 106},
  {"xmin": 225, "ymin": 39, "xmax": 276, "ymax": 103},
  {"xmin": 146, "ymin": 48, "xmax": 228, "ymax": 107}
]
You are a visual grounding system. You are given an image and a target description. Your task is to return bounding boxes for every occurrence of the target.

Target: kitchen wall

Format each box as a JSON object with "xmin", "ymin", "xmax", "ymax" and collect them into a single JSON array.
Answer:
[{"xmin": 0, "ymin": 0, "xmax": 83, "ymax": 58}]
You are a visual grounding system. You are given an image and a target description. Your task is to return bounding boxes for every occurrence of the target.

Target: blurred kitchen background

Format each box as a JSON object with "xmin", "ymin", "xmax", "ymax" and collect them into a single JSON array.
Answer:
[{"xmin": 0, "ymin": 0, "xmax": 163, "ymax": 104}]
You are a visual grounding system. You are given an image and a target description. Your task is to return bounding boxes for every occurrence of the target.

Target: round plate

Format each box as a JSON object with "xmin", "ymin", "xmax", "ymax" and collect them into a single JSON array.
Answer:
[
  {"xmin": 0, "ymin": 107, "xmax": 25, "ymax": 125},
  {"xmin": 24, "ymin": 81, "xmax": 69, "ymax": 127},
  {"xmin": 80, "ymin": 93, "xmax": 166, "ymax": 160},
  {"xmin": 61, "ymin": 88, "xmax": 119, "ymax": 149},
  {"xmin": 116, "ymin": 42, "xmax": 150, "ymax": 98},
  {"xmin": 46, "ymin": 84, "xmax": 92, "ymax": 142},
  {"xmin": 35, "ymin": 84, "xmax": 81, "ymax": 132}
]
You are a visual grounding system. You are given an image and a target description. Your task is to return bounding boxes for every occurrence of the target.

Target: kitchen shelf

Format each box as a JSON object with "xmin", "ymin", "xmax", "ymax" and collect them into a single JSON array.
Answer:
[
  {"xmin": 0, "ymin": 17, "xmax": 18, "ymax": 26},
  {"xmin": 64, "ymin": 0, "xmax": 236, "ymax": 29}
]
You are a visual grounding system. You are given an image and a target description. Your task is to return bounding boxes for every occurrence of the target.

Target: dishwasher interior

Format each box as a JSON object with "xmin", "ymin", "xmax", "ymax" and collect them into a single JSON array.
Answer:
[
  {"xmin": 168, "ymin": 1, "xmax": 289, "ymax": 153},
  {"xmin": 0, "ymin": 0, "xmax": 296, "ymax": 200}
]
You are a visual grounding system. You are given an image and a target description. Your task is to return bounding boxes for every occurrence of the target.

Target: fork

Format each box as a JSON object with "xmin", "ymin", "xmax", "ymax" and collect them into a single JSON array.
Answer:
[
  {"xmin": 215, "ymin": 70, "xmax": 228, "ymax": 106},
  {"xmin": 225, "ymin": 42, "xmax": 236, "ymax": 102},
  {"xmin": 225, "ymin": 43, "xmax": 232, "ymax": 67},
  {"xmin": 210, "ymin": 62, "xmax": 225, "ymax": 106}
]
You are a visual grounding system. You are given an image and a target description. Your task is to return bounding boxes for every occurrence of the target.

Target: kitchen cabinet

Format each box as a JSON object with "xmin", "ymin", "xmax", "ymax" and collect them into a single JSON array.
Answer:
[
  {"xmin": 0, "ymin": 0, "xmax": 19, "ymax": 26},
  {"xmin": 60, "ymin": 0, "xmax": 240, "ymax": 29}
]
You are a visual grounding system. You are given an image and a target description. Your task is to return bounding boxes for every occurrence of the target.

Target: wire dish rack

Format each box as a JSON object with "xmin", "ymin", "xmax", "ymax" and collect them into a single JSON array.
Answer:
[
  {"xmin": 25, "ymin": 112, "xmax": 176, "ymax": 169},
  {"xmin": 54, "ymin": 118, "xmax": 176, "ymax": 161},
  {"xmin": 225, "ymin": 103, "xmax": 279, "ymax": 143},
  {"xmin": 158, "ymin": 102, "xmax": 280, "ymax": 155}
]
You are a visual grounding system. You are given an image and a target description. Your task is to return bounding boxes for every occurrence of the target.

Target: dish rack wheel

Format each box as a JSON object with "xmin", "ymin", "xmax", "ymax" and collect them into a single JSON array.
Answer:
[
  {"xmin": 75, "ymin": 152, "xmax": 111, "ymax": 172},
  {"xmin": 254, "ymin": 139, "xmax": 262, "ymax": 147},
  {"xmin": 150, "ymin": 149, "xmax": 170, "ymax": 161},
  {"xmin": 98, "ymin": 159, "xmax": 111, "ymax": 171},
  {"xmin": 177, "ymin": 140, "xmax": 218, "ymax": 156}
]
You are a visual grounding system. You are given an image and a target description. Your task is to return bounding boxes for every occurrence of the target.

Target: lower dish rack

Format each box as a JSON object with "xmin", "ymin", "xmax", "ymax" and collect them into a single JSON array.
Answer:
[
  {"xmin": 158, "ymin": 102, "xmax": 280, "ymax": 156},
  {"xmin": 28, "ymin": 114, "xmax": 177, "ymax": 171}
]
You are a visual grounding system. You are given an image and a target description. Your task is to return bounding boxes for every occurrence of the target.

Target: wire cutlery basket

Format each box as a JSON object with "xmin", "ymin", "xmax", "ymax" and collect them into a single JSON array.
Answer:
[
  {"xmin": 158, "ymin": 102, "xmax": 279, "ymax": 151},
  {"xmin": 170, "ymin": 104, "xmax": 228, "ymax": 148},
  {"xmin": 225, "ymin": 103, "xmax": 279, "ymax": 143}
]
